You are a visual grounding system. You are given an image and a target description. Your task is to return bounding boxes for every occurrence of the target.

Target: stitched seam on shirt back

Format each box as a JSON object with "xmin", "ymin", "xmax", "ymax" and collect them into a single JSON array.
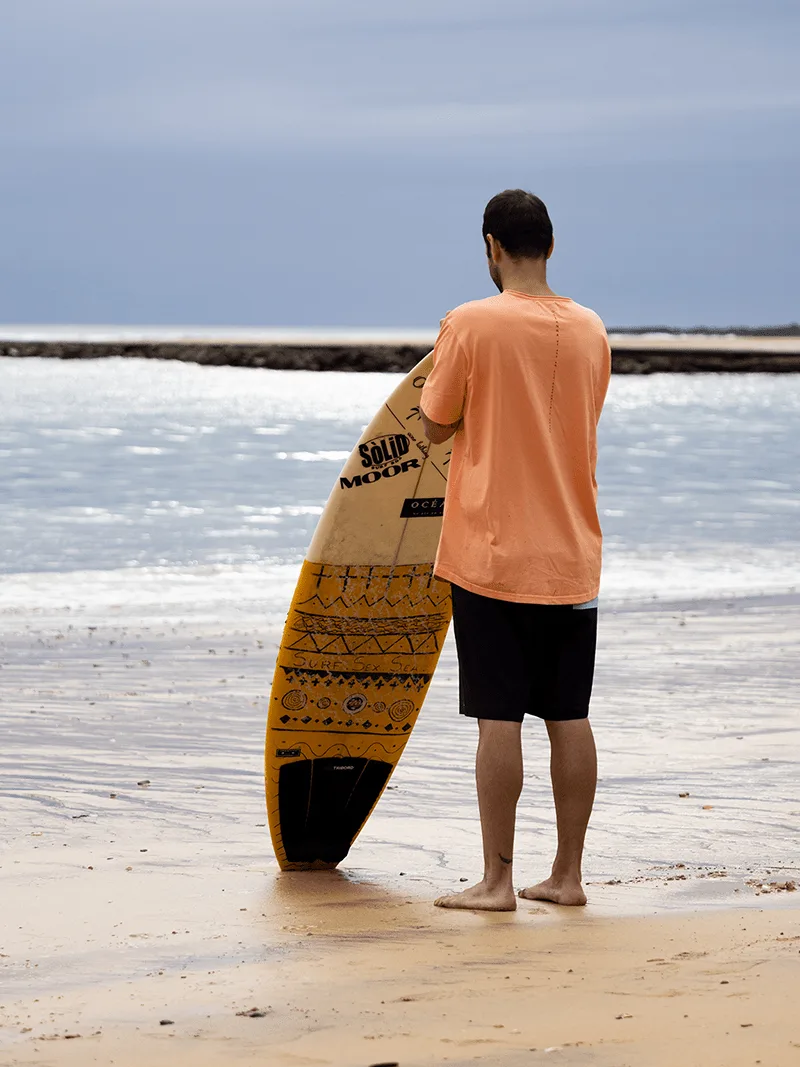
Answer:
[{"xmin": 545, "ymin": 305, "xmax": 560, "ymax": 432}]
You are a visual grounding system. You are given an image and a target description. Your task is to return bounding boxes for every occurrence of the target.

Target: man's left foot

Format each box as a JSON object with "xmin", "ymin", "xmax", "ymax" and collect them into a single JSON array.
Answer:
[
  {"xmin": 434, "ymin": 880, "xmax": 516, "ymax": 911},
  {"xmin": 518, "ymin": 876, "xmax": 586, "ymax": 906}
]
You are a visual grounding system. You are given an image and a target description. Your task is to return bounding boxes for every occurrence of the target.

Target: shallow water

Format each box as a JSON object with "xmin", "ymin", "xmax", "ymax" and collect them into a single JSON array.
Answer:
[{"xmin": 1, "ymin": 357, "xmax": 799, "ymax": 610}]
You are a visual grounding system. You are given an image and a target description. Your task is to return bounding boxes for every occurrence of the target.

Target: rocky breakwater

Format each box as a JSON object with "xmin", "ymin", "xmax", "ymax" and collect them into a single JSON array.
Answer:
[
  {"xmin": 2, "ymin": 327, "xmax": 800, "ymax": 373},
  {"xmin": 608, "ymin": 331, "xmax": 800, "ymax": 373},
  {"xmin": 0, "ymin": 338, "xmax": 433, "ymax": 373}
]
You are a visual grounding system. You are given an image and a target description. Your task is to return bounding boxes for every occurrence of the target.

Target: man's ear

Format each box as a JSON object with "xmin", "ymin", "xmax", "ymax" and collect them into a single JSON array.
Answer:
[
  {"xmin": 485, "ymin": 233, "xmax": 498, "ymax": 261},
  {"xmin": 546, "ymin": 236, "xmax": 555, "ymax": 261}
]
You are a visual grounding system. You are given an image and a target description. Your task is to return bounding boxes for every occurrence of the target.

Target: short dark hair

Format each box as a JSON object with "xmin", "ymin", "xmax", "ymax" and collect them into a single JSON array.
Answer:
[{"xmin": 482, "ymin": 189, "xmax": 553, "ymax": 259}]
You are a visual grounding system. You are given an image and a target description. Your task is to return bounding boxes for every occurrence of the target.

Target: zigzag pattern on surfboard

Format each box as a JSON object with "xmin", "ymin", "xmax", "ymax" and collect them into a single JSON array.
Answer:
[
  {"xmin": 285, "ymin": 629, "xmax": 441, "ymax": 658},
  {"xmin": 296, "ymin": 589, "xmax": 450, "ymax": 613}
]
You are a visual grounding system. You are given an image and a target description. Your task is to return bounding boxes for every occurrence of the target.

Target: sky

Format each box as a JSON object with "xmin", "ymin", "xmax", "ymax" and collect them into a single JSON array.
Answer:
[{"xmin": 1, "ymin": 0, "xmax": 798, "ymax": 328}]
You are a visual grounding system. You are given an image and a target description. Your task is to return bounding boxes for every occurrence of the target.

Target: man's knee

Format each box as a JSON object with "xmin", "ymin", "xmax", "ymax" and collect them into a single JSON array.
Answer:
[
  {"xmin": 477, "ymin": 718, "xmax": 523, "ymax": 742},
  {"xmin": 545, "ymin": 716, "xmax": 593, "ymax": 740}
]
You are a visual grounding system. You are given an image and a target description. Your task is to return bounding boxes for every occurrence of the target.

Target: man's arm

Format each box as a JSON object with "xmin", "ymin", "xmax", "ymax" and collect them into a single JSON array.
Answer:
[
  {"xmin": 419, "ymin": 315, "xmax": 467, "ymax": 442},
  {"xmin": 420, "ymin": 408, "xmax": 461, "ymax": 445}
]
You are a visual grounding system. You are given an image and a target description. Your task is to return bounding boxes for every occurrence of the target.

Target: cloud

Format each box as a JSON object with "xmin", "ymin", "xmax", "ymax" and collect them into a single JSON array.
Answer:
[
  {"xmin": 44, "ymin": 77, "xmax": 800, "ymax": 159},
  {"xmin": 2, "ymin": 1, "xmax": 797, "ymax": 165}
]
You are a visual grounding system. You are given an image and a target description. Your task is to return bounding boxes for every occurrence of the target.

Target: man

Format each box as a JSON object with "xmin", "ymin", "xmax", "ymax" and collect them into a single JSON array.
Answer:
[{"xmin": 420, "ymin": 189, "xmax": 611, "ymax": 912}]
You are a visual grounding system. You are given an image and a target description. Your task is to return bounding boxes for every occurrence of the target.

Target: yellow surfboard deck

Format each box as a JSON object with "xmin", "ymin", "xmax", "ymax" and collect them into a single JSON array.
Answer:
[{"xmin": 266, "ymin": 354, "xmax": 452, "ymax": 870}]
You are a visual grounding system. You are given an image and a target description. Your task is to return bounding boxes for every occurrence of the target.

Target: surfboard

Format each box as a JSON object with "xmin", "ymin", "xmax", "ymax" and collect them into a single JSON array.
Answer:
[{"xmin": 265, "ymin": 353, "xmax": 452, "ymax": 870}]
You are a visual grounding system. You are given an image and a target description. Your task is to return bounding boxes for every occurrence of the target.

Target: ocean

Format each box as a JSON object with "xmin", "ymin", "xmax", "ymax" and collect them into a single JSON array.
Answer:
[{"xmin": 1, "ymin": 355, "xmax": 798, "ymax": 618}]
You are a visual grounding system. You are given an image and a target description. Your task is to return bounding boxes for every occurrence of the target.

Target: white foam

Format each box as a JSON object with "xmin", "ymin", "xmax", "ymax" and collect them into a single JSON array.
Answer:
[
  {"xmin": 0, "ymin": 544, "xmax": 796, "ymax": 633},
  {"xmin": 0, "ymin": 563, "xmax": 301, "ymax": 627},
  {"xmin": 601, "ymin": 546, "xmax": 799, "ymax": 604}
]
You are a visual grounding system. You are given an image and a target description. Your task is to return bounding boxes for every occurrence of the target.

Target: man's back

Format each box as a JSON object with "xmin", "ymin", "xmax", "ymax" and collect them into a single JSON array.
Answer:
[{"xmin": 421, "ymin": 288, "xmax": 610, "ymax": 603}]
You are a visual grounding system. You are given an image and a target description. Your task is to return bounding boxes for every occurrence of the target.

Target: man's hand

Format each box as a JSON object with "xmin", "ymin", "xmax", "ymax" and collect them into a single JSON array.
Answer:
[{"xmin": 420, "ymin": 408, "xmax": 461, "ymax": 445}]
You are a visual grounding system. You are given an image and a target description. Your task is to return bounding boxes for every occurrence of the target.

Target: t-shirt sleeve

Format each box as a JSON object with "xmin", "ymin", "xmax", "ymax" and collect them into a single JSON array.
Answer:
[{"xmin": 420, "ymin": 316, "xmax": 468, "ymax": 425}]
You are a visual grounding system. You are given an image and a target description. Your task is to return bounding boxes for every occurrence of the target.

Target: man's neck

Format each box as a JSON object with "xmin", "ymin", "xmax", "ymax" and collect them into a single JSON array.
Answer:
[{"xmin": 500, "ymin": 259, "xmax": 556, "ymax": 297}]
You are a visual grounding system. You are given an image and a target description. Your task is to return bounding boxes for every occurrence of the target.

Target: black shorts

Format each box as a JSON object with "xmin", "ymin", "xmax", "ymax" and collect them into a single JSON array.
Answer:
[{"xmin": 451, "ymin": 583, "xmax": 598, "ymax": 723}]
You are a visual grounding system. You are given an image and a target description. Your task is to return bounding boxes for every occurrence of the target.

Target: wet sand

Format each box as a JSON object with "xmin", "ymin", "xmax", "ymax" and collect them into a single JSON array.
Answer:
[
  {"xmin": 2, "ymin": 589, "xmax": 800, "ymax": 1064},
  {"xmin": 3, "ymin": 893, "xmax": 800, "ymax": 1067}
]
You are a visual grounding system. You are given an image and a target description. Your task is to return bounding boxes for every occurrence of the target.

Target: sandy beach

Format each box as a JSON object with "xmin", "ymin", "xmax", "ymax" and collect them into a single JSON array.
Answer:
[
  {"xmin": 2, "ymin": 586, "xmax": 799, "ymax": 1065},
  {"xmin": 3, "ymin": 894, "xmax": 800, "ymax": 1067}
]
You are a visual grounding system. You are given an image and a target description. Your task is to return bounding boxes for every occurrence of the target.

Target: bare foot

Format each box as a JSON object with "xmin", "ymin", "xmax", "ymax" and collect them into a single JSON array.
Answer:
[
  {"xmin": 434, "ymin": 880, "xmax": 517, "ymax": 912},
  {"xmin": 518, "ymin": 876, "xmax": 587, "ymax": 906}
]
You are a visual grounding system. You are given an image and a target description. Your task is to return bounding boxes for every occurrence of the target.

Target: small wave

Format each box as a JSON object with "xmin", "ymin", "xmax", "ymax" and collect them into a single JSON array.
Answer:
[{"xmin": 275, "ymin": 450, "xmax": 351, "ymax": 462}]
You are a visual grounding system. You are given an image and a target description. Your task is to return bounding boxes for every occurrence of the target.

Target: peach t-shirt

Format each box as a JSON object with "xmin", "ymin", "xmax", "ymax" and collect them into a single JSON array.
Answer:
[{"xmin": 420, "ymin": 290, "xmax": 611, "ymax": 604}]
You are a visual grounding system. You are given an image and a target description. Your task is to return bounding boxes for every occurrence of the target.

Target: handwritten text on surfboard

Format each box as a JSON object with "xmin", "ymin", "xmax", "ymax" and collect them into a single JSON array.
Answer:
[{"xmin": 340, "ymin": 433, "xmax": 420, "ymax": 489}]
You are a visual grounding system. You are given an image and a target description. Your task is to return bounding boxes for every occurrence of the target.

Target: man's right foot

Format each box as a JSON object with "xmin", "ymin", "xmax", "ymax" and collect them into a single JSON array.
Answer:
[
  {"xmin": 518, "ymin": 876, "xmax": 587, "ymax": 906},
  {"xmin": 434, "ymin": 879, "xmax": 516, "ymax": 911}
]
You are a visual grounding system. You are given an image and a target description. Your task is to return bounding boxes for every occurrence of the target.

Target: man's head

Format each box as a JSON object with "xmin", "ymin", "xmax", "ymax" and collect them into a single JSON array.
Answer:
[{"xmin": 482, "ymin": 189, "xmax": 554, "ymax": 292}]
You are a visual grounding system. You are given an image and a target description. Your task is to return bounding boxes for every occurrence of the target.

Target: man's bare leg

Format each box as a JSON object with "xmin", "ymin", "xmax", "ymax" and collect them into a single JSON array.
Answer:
[
  {"xmin": 435, "ymin": 719, "xmax": 522, "ymax": 911},
  {"xmin": 519, "ymin": 717, "xmax": 596, "ymax": 906}
]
